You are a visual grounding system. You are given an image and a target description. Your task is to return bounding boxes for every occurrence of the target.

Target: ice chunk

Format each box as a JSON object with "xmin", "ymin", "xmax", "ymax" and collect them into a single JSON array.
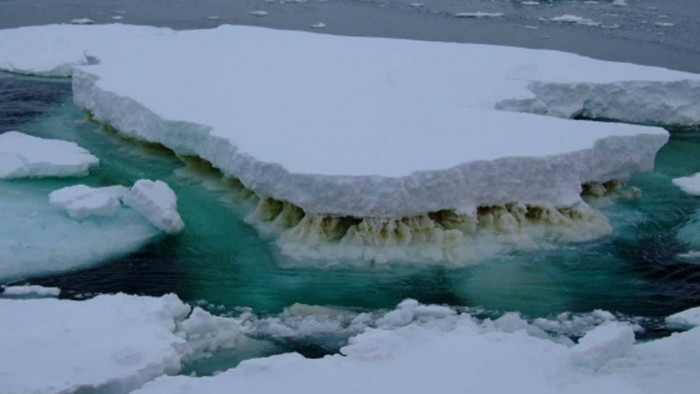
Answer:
[
  {"xmin": 0, "ymin": 131, "xmax": 98, "ymax": 179},
  {"xmin": 570, "ymin": 323, "xmax": 635, "ymax": 370},
  {"xmin": 0, "ymin": 293, "xmax": 192, "ymax": 394},
  {"xmin": 1, "ymin": 285, "xmax": 60, "ymax": 297},
  {"xmin": 71, "ymin": 18, "xmax": 95, "ymax": 25},
  {"xmin": 666, "ymin": 307, "xmax": 700, "ymax": 330},
  {"xmin": 49, "ymin": 184, "xmax": 128, "ymax": 219},
  {"xmin": 672, "ymin": 173, "xmax": 700, "ymax": 195},
  {"xmin": 612, "ymin": 0, "xmax": 627, "ymax": 6},
  {"xmin": 249, "ymin": 10, "xmax": 268, "ymax": 17},
  {"xmin": 549, "ymin": 15, "xmax": 600, "ymax": 26},
  {"xmin": 123, "ymin": 179, "xmax": 185, "ymax": 234},
  {"xmin": 455, "ymin": 12, "xmax": 505, "ymax": 18}
]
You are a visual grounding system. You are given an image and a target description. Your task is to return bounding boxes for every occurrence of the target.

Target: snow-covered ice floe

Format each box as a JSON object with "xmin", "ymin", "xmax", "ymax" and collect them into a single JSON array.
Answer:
[
  {"xmin": 3, "ymin": 292, "xmax": 699, "ymax": 394},
  {"xmin": 2, "ymin": 24, "xmax": 699, "ymax": 262},
  {"xmin": 1, "ymin": 179, "xmax": 183, "ymax": 281},
  {"xmin": 0, "ymin": 131, "xmax": 98, "ymax": 179}
]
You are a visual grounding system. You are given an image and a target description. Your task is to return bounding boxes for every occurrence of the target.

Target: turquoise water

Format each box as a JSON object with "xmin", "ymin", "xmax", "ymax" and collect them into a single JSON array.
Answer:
[{"xmin": 2, "ymin": 73, "xmax": 700, "ymax": 324}]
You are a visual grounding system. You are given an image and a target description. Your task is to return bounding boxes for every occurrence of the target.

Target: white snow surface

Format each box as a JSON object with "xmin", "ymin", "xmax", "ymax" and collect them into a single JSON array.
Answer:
[
  {"xmin": 666, "ymin": 307, "xmax": 700, "ymax": 330},
  {"xmin": 672, "ymin": 173, "xmax": 700, "ymax": 195},
  {"xmin": 0, "ymin": 293, "xmax": 191, "ymax": 394},
  {"xmin": 123, "ymin": 179, "xmax": 184, "ymax": 234},
  {"xmin": 0, "ymin": 131, "xmax": 98, "ymax": 179},
  {"xmin": 1, "ymin": 284, "xmax": 60, "ymax": 297},
  {"xmin": 1, "ymin": 25, "xmax": 696, "ymax": 217},
  {"xmin": 134, "ymin": 301, "xmax": 700, "ymax": 394}
]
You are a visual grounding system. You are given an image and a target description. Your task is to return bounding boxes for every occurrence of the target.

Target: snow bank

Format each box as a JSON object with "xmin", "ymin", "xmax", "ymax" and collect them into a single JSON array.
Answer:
[
  {"xmin": 0, "ymin": 293, "xmax": 191, "ymax": 394},
  {"xmin": 123, "ymin": 179, "xmax": 185, "ymax": 234},
  {"xmin": 1, "ymin": 284, "xmax": 60, "ymax": 297},
  {"xmin": 2, "ymin": 24, "xmax": 696, "ymax": 261},
  {"xmin": 672, "ymin": 173, "xmax": 700, "ymax": 195},
  {"xmin": 666, "ymin": 307, "xmax": 700, "ymax": 330},
  {"xmin": 0, "ymin": 131, "xmax": 98, "ymax": 179}
]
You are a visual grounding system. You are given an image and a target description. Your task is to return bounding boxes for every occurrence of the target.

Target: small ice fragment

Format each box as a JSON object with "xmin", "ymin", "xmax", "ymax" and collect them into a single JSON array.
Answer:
[
  {"xmin": 123, "ymin": 179, "xmax": 185, "ymax": 234},
  {"xmin": 249, "ymin": 10, "xmax": 269, "ymax": 17},
  {"xmin": 672, "ymin": 173, "xmax": 700, "ymax": 195},
  {"xmin": 550, "ymin": 14, "xmax": 600, "ymax": 26},
  {"xmin": 310, "ymin": 22, "xmax": 326, "ymax": 29},
  {"xmin": 654, "ymin": 22, "xmax": 675, "ymax": 27},
  {"xmin": 409, "ymin": 3, "xmax": 424, "ymax": 7},
  {"xmin": 524, "ymin": 25, "xmax": 539, "ymax": 29},
  {"xmin": 612, "ymin": 0, "xmax": 627, "ymax": 6},
  {"xmin": 70, "ymin": 18, "xmax": 95, "ymax": 25},
  {"xmin": 666, "ymin": 307, "xmax": 700, "ymax": 330},
  {"xmin": 455, "ymin": 12, "xmax": 504, "ymax": 18},
  {"xmin": 2, "ymin": 285, "xmax": 60, "ymax": 297},
  {"xmin": 111, "ymin": 16, "xmax": 123, "ymax": 20},
  {"xmin": 521, "ymin": 1, "xmax": 540, "ymax": 5},
  {"xmin": 207, "ymin": 16, "xmax": 221, "ymax": 20}
]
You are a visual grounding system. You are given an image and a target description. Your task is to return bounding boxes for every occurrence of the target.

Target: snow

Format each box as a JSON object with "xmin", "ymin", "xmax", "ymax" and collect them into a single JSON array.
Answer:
[
  {"xmin": 133, "ymin": 300, "xmax": 700, "ymax": 394},
  {"xmin": 1, "ymin": 284, "xmax": 60, "ymax": 297},
  {"xmin": 49, "ymin": 184, "xmax": 127, "ymax": 219},
  {"xmin": 2, "ymin": 293, "xmax": 699, "ymax": 394},
  {"xmin": 570, "ymin": 323, "xmax": 635, "ymax": 370},
  {"xmin": 666, "ymin": 307, "xmax": 700, "ymax": 330},
  {"xmin": 123, "ymin": 179, "xmax": 185, "ymax": 234},
  {"xmin": 672, "ymin": 173, "xmax": 700, "ymax": 195},
  {"xmin": 0, "ymin": 24, "xmax": 170, "ymax": 76},
  {"xmin": 0, "ymin": 131, "xmax": 98, "ymax": 179},
  {"xmin": 0, "ymin": 293, "xmax": 192, "ymax": 394},
  {"xmin": 70, "ymin": 18, "xmax": 95, "ymax": 25}
]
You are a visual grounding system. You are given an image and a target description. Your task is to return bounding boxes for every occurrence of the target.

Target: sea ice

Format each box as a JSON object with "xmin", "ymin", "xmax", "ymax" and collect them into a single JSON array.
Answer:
[
  {"xmin": 132, "ymin": 300, "xmax": 700, "ymax": 394},
  {"xmin": 1, "ymin": 284, "xmax": 60, "ymax": 297},
  {"xmin": 0, "ymin": 293, "xmax": 191, "ymax": 393},
  {"xmin": 0, "ymin": 131, "xmax": 98, "ymax": 179},
  {"xmin": 549, "ymin": 14, "xmax": 601, "ymax": 26},
  {"xmin": 123, "ymin": 179, "xmax": 185, "ymax": 234},
  {"xmin": 49, "ymin": 184, "xmax": 127, "ymax": 219},
  {"xmin": 666, "ymin": 307, "xmax": 700, "ymax": 330},
  {"xmin": 672, "ymin": 173, "xmax": 700, "ymax": 195},
  {"xmin": 455, "ymin": 12, "xmax": 505, "ymax": 18},
  {"xmin": 2, "ymin": 24, "xmax": 697, "ymax": 261}
]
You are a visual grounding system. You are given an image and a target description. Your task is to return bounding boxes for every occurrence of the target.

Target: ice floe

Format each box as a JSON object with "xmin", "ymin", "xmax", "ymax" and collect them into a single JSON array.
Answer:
[
  {"xmin": 0, "ymin": 293, "xmax": 191, "ymax": 393},
  {"xmin": 1, "ymin": 24, "xmax": 698, "ymax": 261},
  {"xmin": 672, "ymin": 173, "xmax": 700, "ymax": 195},
  {"xmin": 0, "ymin": 131, "xmax": 98, "ymax": 179},
  {"xmin": 666, "ymin": 307, "xmax": 700, "ymax": 330},
  {"xmin": 50, "ymin": 184, "xmax": 128, "ymax": 219},
  {"xmin": 1, "ymin": 179, "xmax": 182, "ymax": 281}
]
